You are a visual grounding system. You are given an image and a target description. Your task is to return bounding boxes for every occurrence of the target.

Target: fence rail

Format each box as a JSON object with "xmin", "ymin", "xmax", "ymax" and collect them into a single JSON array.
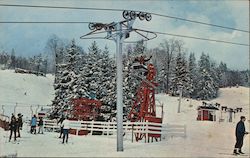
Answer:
[{"xmin": 42, "ymin": 119, "xmax": 186, "ymax": 140}]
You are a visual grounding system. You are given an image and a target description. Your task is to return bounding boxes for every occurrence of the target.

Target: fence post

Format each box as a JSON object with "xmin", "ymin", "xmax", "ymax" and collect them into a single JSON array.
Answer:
[
  {"xmin": 132, "ymin": 123, "xmax": 134, "ymax": 143},
  {"xmin": 145, "ymin": 120, "xmax": 148, "ymax": 143},
  {"xmin": 125, "ymin": 121, "xmax": 129, "ymax": 140},
  {"xmin": 107, "ymin": 121, "xmax": 110, "ymax": 136},
  {"xmin": 90, "ymin": 120, "xmax": 94, "ymax": 135},
  {"xmin": 76, "ymin": 121, "xmax": 79, "ymax": 135},
  {"xmin": 184, "ymin": 124, "xmax": 187, "ymax": 138},
  {"xmin": 52, "ymin": 120, "xmax": 55, "ymax": 132}
]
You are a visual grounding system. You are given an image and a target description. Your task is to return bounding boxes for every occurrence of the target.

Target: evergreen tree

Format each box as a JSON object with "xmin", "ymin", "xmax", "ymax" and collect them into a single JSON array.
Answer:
[
  {"xmin": 218, "ymin": 62, "xmax": 228, "ymax": 88},
  {"xmin": 196, "ymin": 53, "xmax": 218, "ymax": 100},
  {"xmin": 187, "ymin": 52, "xmax": 197, "ymax": 97},
  {"xmin": 171, "ymin": 52, "xmax": 188, "ymax": 96},
  {"xmin": 51, "ymin": 39, "xmax": 81, "ymax": 117}
]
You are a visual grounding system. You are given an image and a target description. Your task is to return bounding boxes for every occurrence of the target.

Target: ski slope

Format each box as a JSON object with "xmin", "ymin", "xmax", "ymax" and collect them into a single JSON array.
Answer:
[
  {"xmin": 0, "ymin": 70, "xmax": 54, "ymax": 118},
  {"xmin": 0, "ymin": 69, "xmax": 249, "ymax": 157}
]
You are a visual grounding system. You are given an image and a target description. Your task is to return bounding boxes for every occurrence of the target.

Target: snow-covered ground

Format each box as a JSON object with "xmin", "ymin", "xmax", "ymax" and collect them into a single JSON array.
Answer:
[
  {"xmin": 0, "ymin": 69, "xmax": 249, "ymax": 157},
  {"xmin": 0, "ymin": 70, "xmax": 54, "ymax": 118}
]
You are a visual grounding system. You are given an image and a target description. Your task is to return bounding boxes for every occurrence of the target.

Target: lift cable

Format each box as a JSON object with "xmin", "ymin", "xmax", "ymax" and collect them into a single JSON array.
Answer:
[
  {"xmin": 134, "ymin": 28, "xmax": 250, "ymax": 46},
  {"xmin": 0, "ymin": 3, "xmax": 249, "ymax": 33},
  {"xmin": 0, "ymin": 20, "xmax": 248, "ymax": 46}
]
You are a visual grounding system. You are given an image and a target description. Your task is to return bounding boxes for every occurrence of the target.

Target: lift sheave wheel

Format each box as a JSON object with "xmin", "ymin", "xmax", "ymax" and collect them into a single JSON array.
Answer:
[
  {"xmin": 130, "ymin": 11, "xmax": 137, "ymax": 20},
  {"xmin": 138, "ymin": 12, "xmax": 145, "ymax": 20},
  {"xmin": 145, "ymin": 13, "xmax": 152, "ymax": 21},
  {"xmin": 88, "ymin": 23, "xmax": 95, "ymax": 30},
  {"xmin": 123, "ymin": 10, "xmax": 130, "ymax": 19}
]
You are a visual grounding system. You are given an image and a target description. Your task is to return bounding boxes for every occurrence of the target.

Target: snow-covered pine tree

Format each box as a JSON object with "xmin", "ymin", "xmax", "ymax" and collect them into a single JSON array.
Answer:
[
  {"xmin": 187, "ymin": 52, "xmax": 198, "ymax": 98},
  {"xmin": 99, "ymin": 46, "xmax": 116, "ymax": 120},
  {"xmin": 84, "ymin": 41, "xmax": 102, "ymax": 98},
  {"xmin": 196, "ymin": 53, "xmax": 218, "ymax": 100},
  {"xmin": 218, "ymin": 62, "xmax": 228, "ymax": 88},
  {"xmin": 171, "ymin": 51, "xmax": 188, "ymax": 96},
  {"xmin": 51, "ymin": 39, "xmax": 80, "ymax": 117},
  {"xmin": 210, "ymin": 61, "xmax": 219, "ymax": 96}
]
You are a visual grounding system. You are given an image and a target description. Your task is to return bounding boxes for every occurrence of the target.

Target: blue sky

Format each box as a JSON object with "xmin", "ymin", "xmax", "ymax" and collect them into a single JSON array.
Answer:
[{"xmin": 0, "ymin": 0, "xmax": 249, "ymax": 70}]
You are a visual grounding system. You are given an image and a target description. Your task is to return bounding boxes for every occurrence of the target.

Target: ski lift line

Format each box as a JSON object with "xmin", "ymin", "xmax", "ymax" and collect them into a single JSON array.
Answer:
[
  {"xmin": 134, "ymin": 28, "xmax": 250, "ymax": 46},
  {"xmin": 80, "ymin": 21, "xmax": 248, "ymax": 46},
  {"xmin": 0, "ymin": 100, "xmax": 49, "ymax": 106},
  {"xmin": 150, "ymin": 12, "xmax": 249, "ymax": 33},
  {"xmin": 0, "ymin": 21, "xmax": 93, "ymax": 23},
  {"xmin": 1, "ymin": 104, "xmax": 43, "ymax": 107},
  {"xmin": 0, "ymin": 3, "xmax": 248, "ymax": 33},
  {"xmin": 1, "ymin": 103, "xmax": 48, "ymax": 107}
]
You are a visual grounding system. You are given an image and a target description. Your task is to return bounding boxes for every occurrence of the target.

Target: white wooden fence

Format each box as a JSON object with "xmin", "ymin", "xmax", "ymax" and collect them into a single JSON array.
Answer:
[{"xmin": 42, "ymin": 119, "xmax": 186, "ymax": 141}]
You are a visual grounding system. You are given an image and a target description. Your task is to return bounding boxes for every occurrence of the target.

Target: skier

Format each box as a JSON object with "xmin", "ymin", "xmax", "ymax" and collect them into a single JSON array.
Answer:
[
  {"xmin": 57, "ymin": 116, "xmax": 65, "ymax": 138},
  {"xmin": 16, "ymin": 113, "xmax": 23, "ymax": 138},
  {"xmin": 30, "ymin": 115, "xmax": 37, "ymax": 134},
  {"xmin": 9, "ymin": 114, "xmax": 17, "ymax": 142},
  {"xmin": 233, "ymin": 116, "xmax": 249, "ymax": 155},
  {"xmin": 38, "ymin": 117, "xmax": 44, "ymax": 134},
  {"xmin": 61, "ymin": 116, "xmax": 70, "ymax": 144}
]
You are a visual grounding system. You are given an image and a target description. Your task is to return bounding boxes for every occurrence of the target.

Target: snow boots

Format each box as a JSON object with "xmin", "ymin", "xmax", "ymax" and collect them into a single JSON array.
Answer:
[
  {"xmin": 233, "ymin": 148, "xmax": 239, "ymax": 155},
  {"xmin": 234, "ymin": 148, "xmax": 245, "ymax": 155},
  {"xmin": 239, "ymin": 149, "xmax": 245, "ymax": 154}
]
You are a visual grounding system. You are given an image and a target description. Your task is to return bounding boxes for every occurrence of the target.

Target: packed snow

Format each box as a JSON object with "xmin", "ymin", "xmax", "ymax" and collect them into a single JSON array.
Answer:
[
  {"xmin": 0, "ymin": 70, "xmax": 249, "ymax": 157},
  {"xmin": 0, "ymin": 69, "xmax": 54, "ymax": 118}
]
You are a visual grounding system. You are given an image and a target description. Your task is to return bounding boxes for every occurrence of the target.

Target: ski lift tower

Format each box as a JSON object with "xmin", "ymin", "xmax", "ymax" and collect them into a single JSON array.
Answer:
[{"xmin": 80, "ymin": 10, "xmax": 156, "ymax": 151}]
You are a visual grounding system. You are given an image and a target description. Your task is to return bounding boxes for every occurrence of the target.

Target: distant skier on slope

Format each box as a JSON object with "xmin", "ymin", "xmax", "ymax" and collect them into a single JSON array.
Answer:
[{"xmin": 233, "ymin": 116, "xmax": 249, "ymax": 155}]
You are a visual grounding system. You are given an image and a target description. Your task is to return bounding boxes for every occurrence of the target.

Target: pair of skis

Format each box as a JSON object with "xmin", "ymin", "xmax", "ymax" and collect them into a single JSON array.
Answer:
[{"xmin": 219, "ymin": 153, "xmax": 249, "ymax": 157}]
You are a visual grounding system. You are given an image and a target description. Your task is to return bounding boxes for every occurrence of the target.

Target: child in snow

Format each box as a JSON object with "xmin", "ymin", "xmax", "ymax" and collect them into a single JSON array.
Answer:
[
  {"xmin": 30, "ymin": 115, "xmax": 37, "ymax": 134},
  {"xmin": 9, "ymin": 114, "xmax": 17, "ymax": 142}
]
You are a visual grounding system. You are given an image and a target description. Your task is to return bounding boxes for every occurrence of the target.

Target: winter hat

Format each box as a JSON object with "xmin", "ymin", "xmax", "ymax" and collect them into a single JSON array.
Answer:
[{"xmin": 240, "ymin": 116, "xmax": 245, "ymax": 119}]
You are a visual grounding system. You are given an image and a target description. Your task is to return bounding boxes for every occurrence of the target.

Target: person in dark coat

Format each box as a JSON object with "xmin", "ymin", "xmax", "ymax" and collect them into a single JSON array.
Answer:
[
  {"xmin": 9, "ymin": 114, "xmax": 17, "ymax": 142},
  {"xmin": 57, "ymin": 116, "xmax": 65, "ymax": 138},
  {"xmin": 16, "ymin": 113, "xmax": 23, "ymax": 137},
  {"xmin": 38, "ymin": 117, "xmax": 44, "ymax": 134},
  {"xmin": 233, "ymin": 116, "xmax": 249, "ymax": 155}
]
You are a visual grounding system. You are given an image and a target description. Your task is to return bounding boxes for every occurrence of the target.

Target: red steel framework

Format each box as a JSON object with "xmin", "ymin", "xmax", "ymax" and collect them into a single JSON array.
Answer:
[
  {"xmin": 128, "ymin": 57, "xmax": 163, "ymax": 142},
  {"xmin": 71, "ymin": 98, "xmax": 102, "ymax": 121}
]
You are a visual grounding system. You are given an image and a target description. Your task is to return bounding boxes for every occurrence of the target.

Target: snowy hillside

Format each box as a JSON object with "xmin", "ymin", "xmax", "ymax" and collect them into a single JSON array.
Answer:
[
  {"xmin": 0, "ymin": 70, "xmax": 54, "ymax": 117},
  {"xmin": 0, "ymin": 70, "xmax": 249, "ymax": 157}
]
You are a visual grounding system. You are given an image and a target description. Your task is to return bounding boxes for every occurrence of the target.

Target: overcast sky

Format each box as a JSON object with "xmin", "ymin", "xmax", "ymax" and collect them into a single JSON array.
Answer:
[{"xmin": 0, "ymin": 0, "xmax": 249, "ymax": 70}]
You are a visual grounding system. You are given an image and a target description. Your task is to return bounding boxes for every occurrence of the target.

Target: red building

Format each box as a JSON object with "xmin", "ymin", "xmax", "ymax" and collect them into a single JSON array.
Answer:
[{"xmin": 197, "ymin": 106, "xmax": 219, "ymax": 121}]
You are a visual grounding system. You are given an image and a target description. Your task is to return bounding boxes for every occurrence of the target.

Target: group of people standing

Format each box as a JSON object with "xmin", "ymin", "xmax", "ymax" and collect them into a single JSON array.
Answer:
[
  {"xmin": 8, "ymin": 113, "xmax": 23, "ymax": 142},
  {"xmin": 8, "ymin": 113, "xmax": 44, "ymax": 142},
  {"xmin": 8, "ymin": 113, "xmax": 70, "ymax": 144},
  {"xmin": 30, "ymin": 115, "xmax": 44, "ymax": 134}
]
